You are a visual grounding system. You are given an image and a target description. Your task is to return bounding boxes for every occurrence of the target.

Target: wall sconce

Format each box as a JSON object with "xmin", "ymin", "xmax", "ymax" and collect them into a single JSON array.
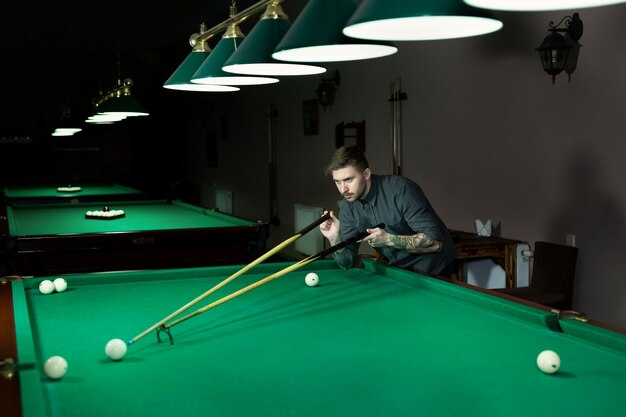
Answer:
[
  {"xmin": 535, "ymin": 13, "xmax": 583, "ymax": 84},
  {"xmin": 316, "ymin": 70, "xmax": 340, "ymax": 110}
]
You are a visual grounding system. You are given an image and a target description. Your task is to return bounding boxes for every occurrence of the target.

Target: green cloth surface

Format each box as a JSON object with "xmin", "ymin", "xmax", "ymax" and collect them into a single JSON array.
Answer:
[
  {"xmin": 3, "ymin": 184, "xmax": 140, "ymax": 198},
  {"xmin": 14, "ymin": 261, "xmax": 626, "ymax": 417},
  {"xmin": 7, "ymin": 200, "xmax": 253, "ymax": 236}
]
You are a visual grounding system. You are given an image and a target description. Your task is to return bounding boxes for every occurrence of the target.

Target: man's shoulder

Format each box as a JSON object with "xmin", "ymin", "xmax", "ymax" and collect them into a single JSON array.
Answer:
[{"xmin": 374, "ymin": 174, "xmax": 418, "ymax": 189}]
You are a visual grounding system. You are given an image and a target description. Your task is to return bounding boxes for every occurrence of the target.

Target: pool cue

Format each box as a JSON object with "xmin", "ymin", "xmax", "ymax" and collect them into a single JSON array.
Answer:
[
  {"xmin": 164, "ymin": 225, "xmax": 383, "ymax": 330},
  {"xmin": 128, "ymin": 212, "xmax": 331, "ymax": 345}
]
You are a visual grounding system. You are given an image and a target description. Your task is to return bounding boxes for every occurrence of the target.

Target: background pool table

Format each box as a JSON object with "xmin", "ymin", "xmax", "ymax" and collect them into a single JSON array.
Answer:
[
  {"xmin": 2, "ymin": 184, "xmax": 145, "ymax": 204},
  {"xmin": 1, "ymin": 260, "xmax": 625, "ymax": 417},
  {"xmin": 0, "ymin": 199, "xmax": 268, "ymax": 275}
]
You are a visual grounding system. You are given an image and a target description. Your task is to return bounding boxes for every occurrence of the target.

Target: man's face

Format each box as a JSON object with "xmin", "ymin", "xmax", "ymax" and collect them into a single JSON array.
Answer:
[{"xmin": 332, "ymin": 165, "xmax": 371, "ymax": 202}]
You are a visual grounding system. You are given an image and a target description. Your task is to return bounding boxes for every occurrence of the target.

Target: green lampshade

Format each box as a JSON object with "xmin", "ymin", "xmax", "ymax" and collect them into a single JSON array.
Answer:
[
  {"xmin": 100, "ymin": 95, "xmax": 149, "ymax": 117},
  {"xmin": 86, "ymin": 114, "xmax": 126, "ymax": 124},
  {"xmin": 464, "ymin": 0, "xmax": 626, "ymax": 11},
  {"xmin": 343, "ymin": 0, "xmax": 503, "ymax": 41},
  {"xmin": 273, "ymin": 0, "xmax": 397, "ymax": 63},
  {"xmin": 53, "ymin": 110, "xmax": 83, "ymax": 136},
  {"xmin": 222, "ymin": 4, "xmax": 326, "ymax": 76},
  {"xmin": 52, "ymin": 128, "xmax": 82, "ymax": 136},
  {"xmin": 164, "ymin": 50, "xmax": 240, "ymax": 92},
  {"xmin": 192, "ymin": 30, "xmax": 279, "ymax": 85}
]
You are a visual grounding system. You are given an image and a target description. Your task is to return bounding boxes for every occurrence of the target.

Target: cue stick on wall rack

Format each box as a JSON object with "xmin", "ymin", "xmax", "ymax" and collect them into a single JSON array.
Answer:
[
  {"xmin": 162, "ymin": 226, "xmax": 383, "ymax": 332},
  {"xmin": 128, "ymin": 212, "xmax": 331, "ymax": 345}
]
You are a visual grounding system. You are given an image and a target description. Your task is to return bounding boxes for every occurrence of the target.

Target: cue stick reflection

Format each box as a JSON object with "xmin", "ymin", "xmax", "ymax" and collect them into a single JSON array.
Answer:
[
  {"xmin": 128, "ymin": 212, "xmax": 331, "ymax": 345},
  {"xmin": 162, "ymin": 226, "xmax": 382, "ymax": 334}
]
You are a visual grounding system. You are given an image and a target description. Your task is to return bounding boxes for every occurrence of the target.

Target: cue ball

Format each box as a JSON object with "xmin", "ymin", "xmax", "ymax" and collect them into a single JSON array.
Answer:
[
  {"xmin": 39, "ymin": 280, "xmax": 55, "ymax": 295},
  {"xmin": 53, "ymin": 278, "xmax": 68, "ymax": 293},
  {"xmin": 105, "ymin": 338, "xmax": 128, "ymax": 361},
  {"xmin": 44, "ymin": 356, "xmax": 68, "ymax": 380},
  {"xmin": 305, "ymin": 272, "xmax": 319, "ymax": 287},
  {"xmin": 536, "ymin": 350, "xmax": 561, "ymax": 374}
]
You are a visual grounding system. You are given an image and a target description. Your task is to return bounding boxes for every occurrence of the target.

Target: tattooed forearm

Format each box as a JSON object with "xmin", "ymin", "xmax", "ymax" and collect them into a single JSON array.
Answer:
[{"xmin": 388, "ymin": 233, "xmax": 442, "ymax": 253}]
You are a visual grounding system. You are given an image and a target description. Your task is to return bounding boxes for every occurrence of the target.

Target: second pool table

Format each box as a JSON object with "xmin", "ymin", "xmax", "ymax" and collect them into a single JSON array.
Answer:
[
  {"xmin": 0, "ymin": 199, "xmax": 268, "ymax": 275},
  {"xmin": 1, "ymin": 260, "xmax": 625, "ymax": 417},
  {"xmin": 2, "ymin": 183, "xmax": 145, "ymax": 204}
]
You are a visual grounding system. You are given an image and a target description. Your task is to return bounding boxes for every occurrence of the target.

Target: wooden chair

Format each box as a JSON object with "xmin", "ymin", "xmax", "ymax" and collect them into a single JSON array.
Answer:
[{"xmin": 494, "ymin": 241, "xmax": 578, "ymax": 310}]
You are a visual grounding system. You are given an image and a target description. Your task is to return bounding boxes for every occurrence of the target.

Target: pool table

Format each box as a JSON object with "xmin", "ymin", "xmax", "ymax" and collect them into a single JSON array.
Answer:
[
  {"xmin": 1, "ymin": 260, "xmax": 625, "ymax": 417},
  {"xmin": 2, "ymin": 184, "xmax": 145, "ymax": 205},
  {"xmin": 0, "ymin": 200, "xmax": 268, "ymax": 275}
]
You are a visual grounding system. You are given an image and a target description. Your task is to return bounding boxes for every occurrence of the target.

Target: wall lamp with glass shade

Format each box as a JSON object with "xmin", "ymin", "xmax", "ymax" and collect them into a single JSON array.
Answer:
[
  {"xmin": 464, "ymin": 0, "xmax": 626, "ymax": 11},
  {"xmin": 191, "ymin": 4, "xmax": 279, "ymax": 86},
  {"xmin": 535, "ymin": 13, "xmax": 583, "ymax": 84},
  {"xmin": 163, "ymin": 24, "xmax": 240, "ymax": 92},
  {"xmin": 272, "ymin": 0, "xmax": 397, "ymax": 63},
  {"xmin": 342, "ymin": 0, "xmax": 503, "ymax": 41},
  {"xmin": 222, "ymin": 1, "xmax": 326, "ymax": 76}
]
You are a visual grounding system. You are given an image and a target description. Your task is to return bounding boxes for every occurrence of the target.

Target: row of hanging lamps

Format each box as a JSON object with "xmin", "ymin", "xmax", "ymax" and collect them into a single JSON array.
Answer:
[
  {"xmin": 163, "ymin": 24, "xmax": 240, "ymax": 92},
  {"xmin": 192, "ymin": 3, "xmax": 279, "ymax": 85},
  {"xmin": 165, "ymin": 0, "xmax": 512, "ymax": 93},
  {"xmin": 221, "ymin": 1, "xmax": 326, "ymax": 76},
  {"xmin": 342, "ymin": 0, "xmax": 503, "ymax": 41},
  {"xmin": 272, "ymin": 0, "xmax": 397, "ymax": 63},
  {"xmin": 464, "ymin": 0, "xmax": 626, "ymax": 11}
]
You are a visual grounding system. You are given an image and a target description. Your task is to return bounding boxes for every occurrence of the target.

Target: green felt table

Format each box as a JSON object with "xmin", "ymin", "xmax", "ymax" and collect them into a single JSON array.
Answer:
[
  {"xmin": 1, "ymin": 260, "xmax": 625, "ymax": 417},
  {"xmin": 2, "ymin": 184, "xmax": 144, "ymax": 204},
  {"xmin": 0, "ymin": 200, "xmax": 267, "ymax": 275}
]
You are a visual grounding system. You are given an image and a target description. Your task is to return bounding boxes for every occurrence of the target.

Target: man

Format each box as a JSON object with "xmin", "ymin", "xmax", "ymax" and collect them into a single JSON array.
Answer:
[{"xmin": 319, "ymin": 145, "xmax": 455, "ymax": 276}]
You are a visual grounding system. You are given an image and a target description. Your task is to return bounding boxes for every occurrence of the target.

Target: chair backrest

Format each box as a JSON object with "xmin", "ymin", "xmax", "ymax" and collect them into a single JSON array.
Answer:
[{"xmin": 530, "ymin": 242, "xmax": 578, "ymax": 300}]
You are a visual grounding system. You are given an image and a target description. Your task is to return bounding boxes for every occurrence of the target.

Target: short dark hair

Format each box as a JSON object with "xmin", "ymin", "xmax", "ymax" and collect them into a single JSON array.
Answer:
[{"xmin": 325, "ymin": 145, "xmax": 369, "ymax": 176}]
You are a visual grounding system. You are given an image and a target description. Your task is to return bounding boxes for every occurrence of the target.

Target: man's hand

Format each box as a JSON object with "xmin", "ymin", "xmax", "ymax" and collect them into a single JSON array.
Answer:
[{"xmin": 319, "ymin": 211, "xmax": 341, "ymax": 245}]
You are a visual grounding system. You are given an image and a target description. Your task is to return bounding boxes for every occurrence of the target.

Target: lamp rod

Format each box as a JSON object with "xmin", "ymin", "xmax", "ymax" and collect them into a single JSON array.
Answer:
[{"xmin": 192, "ymin": 0, "xmax": 286, "ymax": 46}]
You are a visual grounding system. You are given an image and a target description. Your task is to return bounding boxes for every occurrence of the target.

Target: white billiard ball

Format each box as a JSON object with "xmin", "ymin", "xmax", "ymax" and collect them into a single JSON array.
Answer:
[
  {"xmin": 39, "ymin": 280, "xmax": 55, "ymax": 295},
  {"xmin": 53, "ymin": 278, "xmax": 68, "ymax": 293},
  {"xmin": 105, "ymin": 338, "xmax": 128, "ymax": 361},
  {"xmin": 44, "ymin": 356, "xmax": 68, "ymax": 380},
  {"xmin": 305, "ymin": 272, "xmax": 319, "ymax": 287},
  {"xmin": 536, "ymin": 350, "xmax": 561, "ymax": 374}
]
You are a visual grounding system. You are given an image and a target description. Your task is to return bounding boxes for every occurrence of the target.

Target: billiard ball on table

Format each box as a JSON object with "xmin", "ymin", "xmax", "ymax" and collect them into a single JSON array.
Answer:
[
  {"xmin": 39, "ymin": 280, "xmax": 55, "ymax": 295},
  {"xmin": 305, "ymin": 272, "xmax": 319, "ymax": 287},
  {"xmin": 44, "ymin": 356, "xmax": 68, "ymax": 380},
  {"xmin": 536, "ymin": 350, "xmax": 561, "ymax": 374}
]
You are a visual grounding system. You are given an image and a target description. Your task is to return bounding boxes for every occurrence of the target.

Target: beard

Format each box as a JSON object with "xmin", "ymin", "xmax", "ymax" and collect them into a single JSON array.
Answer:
[{"xmin": 343, "ymin": 186, "xmax": 365, "ymax": 202}]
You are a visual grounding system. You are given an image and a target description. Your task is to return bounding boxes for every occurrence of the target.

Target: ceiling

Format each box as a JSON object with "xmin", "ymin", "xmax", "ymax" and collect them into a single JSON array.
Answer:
[{"xmin": 0, "ymin": 0, "xmax": 261, "ymax": 137}]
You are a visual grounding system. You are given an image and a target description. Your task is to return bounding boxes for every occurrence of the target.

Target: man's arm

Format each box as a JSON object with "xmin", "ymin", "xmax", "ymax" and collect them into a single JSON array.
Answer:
[
  {"xmin": 387, "ymin": 232, "xmax": 442, "ymax": 253},
  {"xmin": 364, "ymin": 227, "xmax": 442, "ymax": 254},
  {"xmin": 320, "ymin": 210, "xmax": 358, "ymax": 269}
]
